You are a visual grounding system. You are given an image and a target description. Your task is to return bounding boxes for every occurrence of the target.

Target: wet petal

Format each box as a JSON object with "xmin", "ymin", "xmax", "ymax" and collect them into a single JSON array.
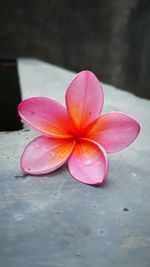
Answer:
[
  {"xmin": 68, "ymin": 139, "xmax": 108, "ymax": 185},
  {"xmin": 21, "ymin": 136, "xmax": 75, "ymax": 174},
  {"xmin": 86, "ymin": 112, "xmax": 140, "ymax": 153},
  {"xmin": 66, "ymin": 70, "xmax": 104, "ymax": 131},
  {"xmin": 18, "ymin": 97, "xmax": 73, "ymax": 138}
]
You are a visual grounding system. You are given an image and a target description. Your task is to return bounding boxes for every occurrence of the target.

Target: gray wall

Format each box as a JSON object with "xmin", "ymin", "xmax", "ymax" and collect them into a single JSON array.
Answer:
[{"xmin": 0, "ymin": 0, "xmax": 150, "ymax": 98}]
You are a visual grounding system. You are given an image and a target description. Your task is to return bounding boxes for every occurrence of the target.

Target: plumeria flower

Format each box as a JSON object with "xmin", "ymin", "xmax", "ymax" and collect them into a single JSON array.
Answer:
[{"xmin": 18, "ymin": 71, "xmax": 140, "ymax": 185}]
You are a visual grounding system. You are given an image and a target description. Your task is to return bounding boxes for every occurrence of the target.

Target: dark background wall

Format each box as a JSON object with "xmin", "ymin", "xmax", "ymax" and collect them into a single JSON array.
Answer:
[{"xmin": 0, "ymin": 0, "xmax": 150, "ymax": 98}]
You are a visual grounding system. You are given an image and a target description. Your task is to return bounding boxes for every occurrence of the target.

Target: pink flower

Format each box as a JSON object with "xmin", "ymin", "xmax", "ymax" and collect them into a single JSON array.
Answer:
[{"xmin": 18, "ymin": 71, "xmax": 140, "ymax": 185}]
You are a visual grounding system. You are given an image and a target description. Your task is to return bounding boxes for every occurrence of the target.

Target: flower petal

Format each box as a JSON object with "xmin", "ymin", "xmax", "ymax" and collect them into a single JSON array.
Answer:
[
  {"xmin": 21, "ymin": 136, "xmax": 75, "ymax": 174},
  {"xmin": 18, "ymin": 97, "xmax": 73, "ymax": 138},
  {"xmin": 65, "ymin": 70, "xmax": 104, "ymax": 131},
  {"xmin": 86, "ymin": 112, "xmax": 140, "ymax": 153},
  {"xmin": 68, "ymin": 139, "xmax": 108, "ymax": 185}
]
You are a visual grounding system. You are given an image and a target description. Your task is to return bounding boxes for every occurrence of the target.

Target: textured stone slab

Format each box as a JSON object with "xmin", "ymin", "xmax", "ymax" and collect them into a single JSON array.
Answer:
[{"xmin": 0, "ymin": 59, "xmax": 150, "ymax": 267}]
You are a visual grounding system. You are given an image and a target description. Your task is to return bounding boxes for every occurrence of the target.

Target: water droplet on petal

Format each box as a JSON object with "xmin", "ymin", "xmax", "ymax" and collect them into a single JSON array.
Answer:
[
  {"xmin": 36, "ymin": 144, "xmax": 40, "ymax": 148},
  {"xmin": 42, "ymin": 148, "xmax": 47, "ymax": 152},
  {"xmin": 84, "ymin": 160, "xmax": 93, "ymax": 166}
]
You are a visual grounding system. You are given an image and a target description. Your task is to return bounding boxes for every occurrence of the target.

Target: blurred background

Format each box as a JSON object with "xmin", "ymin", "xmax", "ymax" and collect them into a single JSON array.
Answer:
[{"xmin": 0, "ymin": 0, "xmax": 150, "ymax": 130}]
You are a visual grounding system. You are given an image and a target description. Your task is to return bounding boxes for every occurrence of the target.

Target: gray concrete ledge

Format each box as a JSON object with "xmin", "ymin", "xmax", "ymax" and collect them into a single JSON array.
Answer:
[{"xmin": 0, "ymin": 59, "xmax": 150, "ymax": 267}]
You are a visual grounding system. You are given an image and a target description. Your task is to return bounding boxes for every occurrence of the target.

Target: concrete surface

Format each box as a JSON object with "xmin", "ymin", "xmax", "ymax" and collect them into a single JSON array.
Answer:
[{"xmin": 0, "ymin": 59, "xmax": 150, "ymax": 267}]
